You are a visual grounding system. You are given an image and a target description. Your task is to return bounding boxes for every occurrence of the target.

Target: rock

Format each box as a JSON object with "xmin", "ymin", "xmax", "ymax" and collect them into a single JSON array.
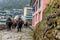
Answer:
[
  {"xmin": 56, "ymin": 26, "xmax": 60, "ymax": 30},
  {"xmin": 47, "ymin": 15, "xmax": 52, "ymax": 21},
  {"xmin": 57, "ymin": 13, "xmax": 60, "ymax": 17},
  {"xmin": 51, "ymin": 14, "xmax": 56, "ymax": 18},
  {"xmin": 47, "ymin": 19, "xmax": 55, "ymax": 26}
]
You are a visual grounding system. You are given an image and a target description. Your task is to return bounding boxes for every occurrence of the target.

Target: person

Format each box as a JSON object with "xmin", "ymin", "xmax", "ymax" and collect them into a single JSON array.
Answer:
[
  {"xmin": 17, "ymin": 17, "xmax": 24, "ymax": 32},
  {"xmin": 6, "ymin": 17, "xmax": 12, "ymax": 30}
]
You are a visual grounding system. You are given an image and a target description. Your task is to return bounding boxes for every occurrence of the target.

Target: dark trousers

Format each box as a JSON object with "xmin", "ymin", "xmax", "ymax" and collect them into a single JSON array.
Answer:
[
  {"xmin": 6, "ymin": 22, "xmax": 12, "ymax": 30},
  {"xmin": 17, "ymin": 24, "xmax": 22, "ymax": 32}
]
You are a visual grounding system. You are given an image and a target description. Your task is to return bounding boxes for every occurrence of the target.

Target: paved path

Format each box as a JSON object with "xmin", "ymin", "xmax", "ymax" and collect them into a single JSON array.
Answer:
[{"xmin": 0, "ymin": 28, "xmax": 33, "ymax": 40}]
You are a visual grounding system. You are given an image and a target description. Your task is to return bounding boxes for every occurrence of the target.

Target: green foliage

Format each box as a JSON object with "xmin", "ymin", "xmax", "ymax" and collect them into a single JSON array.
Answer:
[
  {"xmin": 33, "ymin": 0, "xmax": 60, "ymax": 40},
  {"xmin": 33, "ymin": 22, "xmax": 42, "ymax": 40},
  {"xmin": 43, "ymin": 0, "xmax": 60, "ymax": 19}
]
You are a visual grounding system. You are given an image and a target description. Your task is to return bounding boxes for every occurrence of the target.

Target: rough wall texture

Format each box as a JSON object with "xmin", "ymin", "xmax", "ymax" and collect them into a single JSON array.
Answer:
[{"xmin": 33, "ymin": 0, "xmax": 60, "ymax": 40}]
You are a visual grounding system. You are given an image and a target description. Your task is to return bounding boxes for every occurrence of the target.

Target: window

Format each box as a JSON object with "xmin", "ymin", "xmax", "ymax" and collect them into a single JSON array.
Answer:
[
  {"xmin": 35, "ymin": 0, "xmax": 41, "ymax": 11},
  {"xmin": 33, "ymin": 16, "xmax": 35, "ymax": 25},
  {"xmin": 38, "ymin": 12, "xmax": 41, "ymax": 21},
  {"xmin": 35, "ymin": 5, "xmax": 37, "ymax": 11},
  {"xmin": 26, "ymin": 16, "xmax": 32, "ymax": 18},
  {"xmin": 37, "ymin": 0, "xmax": 39, "ymax": 9},
  {"xmin": 32, "ymin": 7, "xmax": 35, "ymax": 11},
  {"xmin": 27, "ymin": 9, "xmax": 32, "ymax": 16},
  {"xmin": 35, "ymin": 2, "xmax": 38, "ymax": 11},
  {"xmin": 36, "ymin": 14, "xmax": 37, "ymax": 21},
  {"xmin": 39, "ymin": 0, "xmax": 41, "ymax": 7}
]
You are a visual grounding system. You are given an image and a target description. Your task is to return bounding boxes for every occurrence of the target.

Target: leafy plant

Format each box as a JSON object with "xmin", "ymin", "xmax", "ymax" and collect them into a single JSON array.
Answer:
[{"xmin": 33, "ymin": 0, "xmax": 60, "ymax": 40}]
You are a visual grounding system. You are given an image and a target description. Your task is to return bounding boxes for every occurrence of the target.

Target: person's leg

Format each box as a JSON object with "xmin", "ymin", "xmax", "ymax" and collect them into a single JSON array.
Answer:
[
  {"xmin": 19, "ymin": 25, "xmax": 22, "ymax": 32},
  {"xmin": 9, "ymin": 22, "xmax": 12, "ymax": 30},
  {"xmin": 9, "ymin": 26, "xmax": 11, "ymax": 30},
  {"xmin": 20, "ymin": 27, "xmax": 21, "ymax": 32},
  {"xmin": 15, "ymin": 23, "xmax": 17, "ymax": 28},
  {"xmin": 7, "ymin": 25, "xmax": 9, "ymax": 30},
  {"xmin": 7, "ymin": 23, "xmax": 11, "ymax": 30},
  {"xmin": 17, "ymin": 26, "xmax": 19, "ymax": 32},
  {"xmin": 7, "ymin": 24, "xmax": 11, "ymax": 31},
  {"xmin": 6, "ymin": 22, "xmax": 9, "ymax": 30}
]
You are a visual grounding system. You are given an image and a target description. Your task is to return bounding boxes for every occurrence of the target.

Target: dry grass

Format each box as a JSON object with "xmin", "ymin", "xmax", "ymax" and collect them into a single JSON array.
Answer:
[{"xmin": 33, "ymin": 0, "xmax": 60, "ymax": 40}]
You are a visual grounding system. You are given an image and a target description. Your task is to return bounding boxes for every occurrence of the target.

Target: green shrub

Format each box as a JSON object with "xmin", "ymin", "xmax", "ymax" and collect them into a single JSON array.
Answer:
[{"xmin": 33, "ymin": 0, "xmax": 60, "ymax": 40}]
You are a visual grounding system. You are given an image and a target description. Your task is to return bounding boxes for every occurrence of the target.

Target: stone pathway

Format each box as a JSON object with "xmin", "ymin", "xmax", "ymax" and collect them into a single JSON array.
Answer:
[{"xmin": 0, "ymin": 28, "xmax": 33, "ymax": 40}]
